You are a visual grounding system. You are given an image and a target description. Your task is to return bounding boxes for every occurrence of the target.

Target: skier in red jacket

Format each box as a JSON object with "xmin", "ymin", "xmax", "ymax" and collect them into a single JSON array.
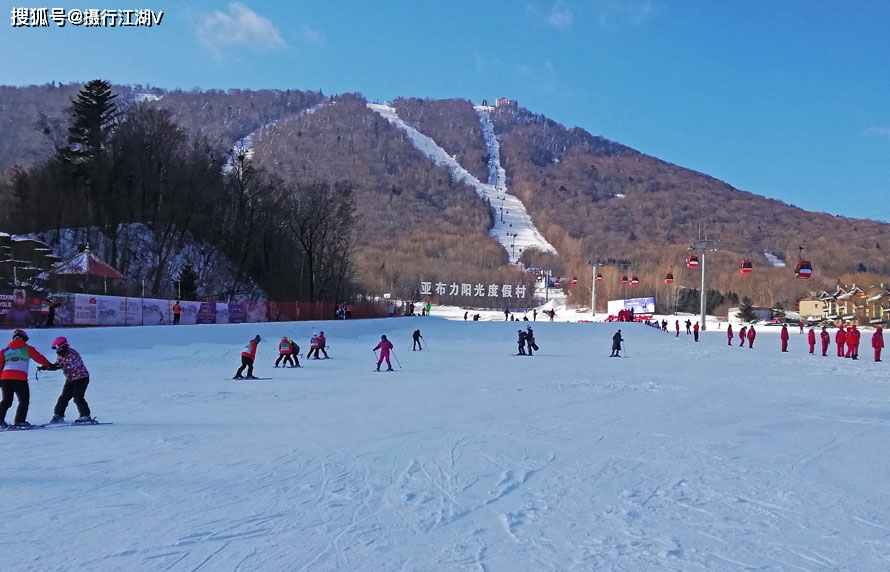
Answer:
[
  {"xmin": 872, "ymin": 326, "xmax": 884, "ymax": 362},
  {"xmin": 807, "ymin": 327, "xmax": 816, "ymax": 354},
  {"xmin": 746, "ymin": 326, "xmax": 756, "ymax": 348},
  {"xmin": 835, "ymin": 326, "xmax": 846, "ymax": 357},
  {"xmin": 0, "ymin": 329, "xmax": 52, "ymax": 428},
  {"xmin": 846, "ymin": 325, "xmax": 860, "ymax": 359},
  {"xmin": 726, "ymin": 324, "xmax": 733, "ymax": 346},
  {"xmin": 780, "ymin": 324, "xmax": 789, "ymax": 352},
  {"xmin": 739, "ymin": 326, "xmax": 747, "ymax": 347},
  {"xmin": 820, "ymin": 326, "xmax": 831, "ymax": 356},
  {"xmin": 235, "ymin": 335, "xmax": 261, "ymax": 379},
  {"xmin": 373, "ymin": 334, "xmax": 394, "ymax": 371}
]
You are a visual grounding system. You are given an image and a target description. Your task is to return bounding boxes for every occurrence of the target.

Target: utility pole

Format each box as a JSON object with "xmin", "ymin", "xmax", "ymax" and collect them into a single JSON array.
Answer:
[
  {"xmin": 690, "ymin": 238, "xmax": 718, "ymax": 331},
  {"xmin": 591, "ymin": 263, "xmax": 597, "ymax": 318}
]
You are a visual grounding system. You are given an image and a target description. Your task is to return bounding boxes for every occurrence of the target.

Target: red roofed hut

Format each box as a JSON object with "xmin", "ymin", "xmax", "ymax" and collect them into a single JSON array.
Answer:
[{"xmin": 47, "ymin": 246, "xmax": 125, "ymax": 294}]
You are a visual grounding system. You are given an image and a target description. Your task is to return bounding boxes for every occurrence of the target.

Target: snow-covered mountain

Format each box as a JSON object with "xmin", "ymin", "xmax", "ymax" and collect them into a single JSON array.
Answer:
[{"xmin": 368, "ymin": 103, "xmax": 556, "ymax": 265}]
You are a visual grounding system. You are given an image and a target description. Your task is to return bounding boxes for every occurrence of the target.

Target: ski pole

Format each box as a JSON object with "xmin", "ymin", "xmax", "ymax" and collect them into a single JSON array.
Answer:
[{"xmin": 391, "ymin": 350, "xmax": 402, "ymax": 368}]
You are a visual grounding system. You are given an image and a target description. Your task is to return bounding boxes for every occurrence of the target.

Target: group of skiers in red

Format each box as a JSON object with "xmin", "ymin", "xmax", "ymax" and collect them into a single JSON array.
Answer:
[
  {"xmin": 726, "ymin": 322, "xmax": 884, "ymax": 361},
  {"xmin": 726, "ymin": 324, "xmax": 758, "ymax": 348}
]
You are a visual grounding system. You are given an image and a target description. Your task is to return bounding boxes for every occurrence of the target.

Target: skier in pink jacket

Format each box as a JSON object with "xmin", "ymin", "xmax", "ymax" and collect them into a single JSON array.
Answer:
[{"xmin": 373, "ymin": 335, "xmax": 394, "ymax": 371}]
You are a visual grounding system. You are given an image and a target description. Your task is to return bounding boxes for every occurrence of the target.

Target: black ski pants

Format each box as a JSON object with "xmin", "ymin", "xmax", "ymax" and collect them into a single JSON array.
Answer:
[
  {"xmin": 53, "ymin": 376, "xmax": 90, "ymax": 418},
  {"xmin": 0, "ymin": 380, "xmax": 30, "ymax": 424},
  {"xmin": 236, "ymin": 356, "xmax": 254, "ymax": 377},
  {"xmin": 275, "ymin": 353, "xmax": 294, "ymax": 367}
]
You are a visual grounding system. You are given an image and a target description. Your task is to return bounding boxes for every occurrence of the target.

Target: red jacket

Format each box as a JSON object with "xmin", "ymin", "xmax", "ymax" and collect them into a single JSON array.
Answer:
[
  {"xmin": 836, "ymin": 328, "xmax": 846, "ymax": 345},
  {"xmin": 807, "ymin": 329, "xmax": 816, "ymax": 344},
  {"xmin": 747, "ymin": 328, "xmax": 756, "ymax": 341},
  {"xmin": 873, "ymin": 330, "xmax": 884, "ymax": 349},
  {"xmin": 847, "ymin": 327, "xmax": 860, "ymax": 347},
  {"xmin": 373, "ymin": 339, "xmax": 393, "ymax": 356},
  {"xmin": 241, "ymin": 339, "xmax": 258, "ymax": 359},
  {"xmin": 0, "ymin": 340, "xmax": 52, "ymax": 382},
  {"xmin": 780, "ymin": 326, "xmax": 789, "ymax": 341}
]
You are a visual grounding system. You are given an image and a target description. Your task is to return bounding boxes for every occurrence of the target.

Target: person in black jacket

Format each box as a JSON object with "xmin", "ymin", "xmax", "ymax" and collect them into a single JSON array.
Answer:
[
  {"xmin": 517, "ymin": 330, "xmax": 527, "ymax": 355},
  {"xmin": 412, "ymin": 329, "xmax": 423, "ymax": 351},
  {"xmin": 611, "ymin": 329, "xmax": 624, "ymax": 357},
  {"xmin": 525, "ymin": 326, "xmax": 538, "ymax": 356}
]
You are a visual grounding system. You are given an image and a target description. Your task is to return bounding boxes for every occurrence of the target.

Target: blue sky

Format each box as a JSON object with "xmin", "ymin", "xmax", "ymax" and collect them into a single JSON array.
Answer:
[{"xmin": 5, "ymin": 1, "xmax": 889, "ymax": 222}]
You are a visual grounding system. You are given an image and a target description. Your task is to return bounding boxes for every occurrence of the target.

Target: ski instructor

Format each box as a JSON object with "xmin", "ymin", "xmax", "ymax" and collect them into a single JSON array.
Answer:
[{"xmin": 234, "ymin": 335, "xmax": 261, "ymax": 379}]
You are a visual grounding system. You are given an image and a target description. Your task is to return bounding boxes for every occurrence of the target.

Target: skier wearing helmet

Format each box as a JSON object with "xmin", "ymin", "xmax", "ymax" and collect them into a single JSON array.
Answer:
[
  {"xmin": 317, "ymin": 331, "xmax": 329, "ymax": 358},
  {"xmin": 0, "ymin": 329, "xmax": 52, "ymax": 429},
  {"xmin": 308, "ymin": 332, "xmax": 321, "ymax": 359},
  {"xmin": 373, "ymin": 334, "xmax": 394, "ymax": 371},
  {"xmin": 234, "ymin": 335, "xmax": 261, "ymax": 379},
  {"xmin": 38, "ymin": 336, "xmax": 94, "ymax": 424}
]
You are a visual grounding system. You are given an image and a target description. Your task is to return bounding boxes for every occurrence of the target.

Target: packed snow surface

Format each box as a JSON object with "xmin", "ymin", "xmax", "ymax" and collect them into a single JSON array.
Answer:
[{"xmin": 3, "ymin": 309, "xmax": 889, "ymax": 571}]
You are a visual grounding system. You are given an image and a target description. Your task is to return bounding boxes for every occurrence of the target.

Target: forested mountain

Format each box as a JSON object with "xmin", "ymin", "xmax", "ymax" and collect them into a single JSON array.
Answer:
[{"xmin": 1, "ymin": 81, "xmax": 887, "ymax": 313}]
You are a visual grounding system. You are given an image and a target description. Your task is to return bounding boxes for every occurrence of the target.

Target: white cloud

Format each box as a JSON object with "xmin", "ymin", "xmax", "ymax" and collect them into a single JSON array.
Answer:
[
  {"xmin": 196, "ymin": 3, "xmax": 286, "ymax": 57},
  {"xmin": 547, "ymin": 1, "xmax": 574, "ymax": 27},
  {"xmin": 592, "ymin": 0, "xmax": 655, "ymax": 26},
  {"xmin": 866, "ymin": 126, "xmax": 890, "ymax": 139},
  {"xmin": 301, "ymin": 25, "xmax": 324, "ymax": 44}
]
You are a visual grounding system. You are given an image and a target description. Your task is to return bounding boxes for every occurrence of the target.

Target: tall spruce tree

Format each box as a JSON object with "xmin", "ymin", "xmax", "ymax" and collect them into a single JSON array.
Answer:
[
  {"xmin": 66, "ymin": 79, "xmax": 118, "ymax": 164},
  {"xmin": 736, "ymin": 296, "xmax": 757, "ymax": 322},
  {"xmin": 60, "ymin": 79, "xmax": 120, "ymax": 250}
]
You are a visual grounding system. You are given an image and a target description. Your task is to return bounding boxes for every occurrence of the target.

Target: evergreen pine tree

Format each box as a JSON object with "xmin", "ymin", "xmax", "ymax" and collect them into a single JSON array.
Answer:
[
  {"xmin": 177, "ymin": 264, "xmax": 199, "ymax": 300},
  {"xmin": 736, "ymin": 296, "xmax": 757, "ymax": 322},
  {"xmin": 65, "ymin": 79, "xmax": 118, "ymax": 164}
]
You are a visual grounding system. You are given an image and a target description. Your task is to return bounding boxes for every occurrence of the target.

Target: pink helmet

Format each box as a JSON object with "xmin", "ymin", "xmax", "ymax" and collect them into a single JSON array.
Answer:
[{"xmin": 51, "ymin": 336, "xmax": 68, "ymax": 350}]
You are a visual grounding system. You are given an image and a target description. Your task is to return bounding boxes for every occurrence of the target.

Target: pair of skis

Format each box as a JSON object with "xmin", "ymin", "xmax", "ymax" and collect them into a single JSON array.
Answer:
[{"xmin": 3, "ymin": 419, "xmax": 112, "ymax": 431}]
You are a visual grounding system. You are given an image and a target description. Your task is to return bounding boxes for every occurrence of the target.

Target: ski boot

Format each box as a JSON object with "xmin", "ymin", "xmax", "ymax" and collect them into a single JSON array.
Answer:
[{"xmin": 49, "ymin": 414, "xmax": 65, "ymax": 424}]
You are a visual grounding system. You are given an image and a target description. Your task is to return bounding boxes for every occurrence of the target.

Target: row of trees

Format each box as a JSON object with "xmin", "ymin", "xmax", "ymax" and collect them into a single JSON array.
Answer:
[{"xmin": 5, "ymin": 80, "xmax": 356, "ymax": 302}]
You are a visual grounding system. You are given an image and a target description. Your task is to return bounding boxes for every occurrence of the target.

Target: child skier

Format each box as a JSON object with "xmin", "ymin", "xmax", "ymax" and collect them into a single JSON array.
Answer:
[
  {"xmin": 373, "ymin": 335, "xmax": 394, "ymax": 371},
  {"xmin": 275, "ymin": 336, "xmax": 294, "ymax": 368},
  {"xmin": 0, "ymin": 329, "xmax": 52, "ymax": 429},
  {"xmin": 317, "ymin": 331, "xmax": 329, "ymax": 358},
  {"xmin": 309, "ymin": 332, "xmax": 321, "ymax": 359},
  {"xmin": 39, "ymin": 336, "xmax": 95, "ymax": 424}
]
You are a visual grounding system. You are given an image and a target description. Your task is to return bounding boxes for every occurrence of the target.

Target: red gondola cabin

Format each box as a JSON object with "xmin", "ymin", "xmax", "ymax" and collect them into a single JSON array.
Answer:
[
  {"xmin": 595, "ymin": 273, "xmax": 603, "ymax": 282},
  {"xmin": 740, "ymin": 259, "xmax": 753, "ymax": 275},
  {"xmin": 630, "ymin": 276, "xmax": 640, "ymax": 286},
  {"xmin": 795, "ymin": 260, "xmax": 813, "ymax": 279},
  {"xmin": 620, "ymin": 275, "xmax": 629, "ymax": 285},
  {"xmin": 664, "ymin": 272, "xmax": 674, "ymax": 284},
  {"xmin": 686, "ymin": 255, "xmax": 699, "ymax": 269},
  {"xmin": 570, "ymin": 276, "xmax": 577, "ymax": 287}
]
